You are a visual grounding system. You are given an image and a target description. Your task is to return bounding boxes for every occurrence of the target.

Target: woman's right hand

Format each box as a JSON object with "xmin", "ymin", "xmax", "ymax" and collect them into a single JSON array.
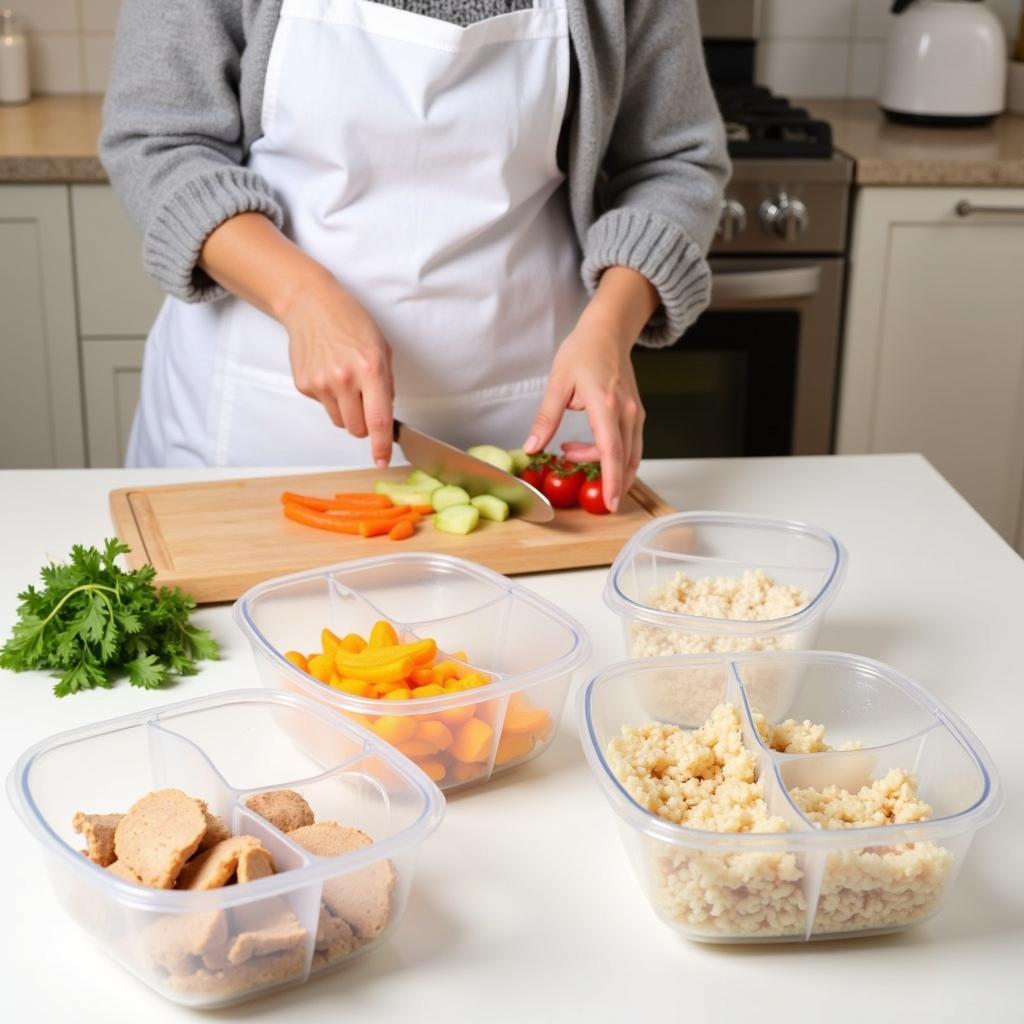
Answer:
[
  {"xmin": 280, "ymin": 272, "xmax": 395, "ymax": 467},
  {"xmin": 198, "ymin": 213, "xmax": 395, "ymax": 466}
]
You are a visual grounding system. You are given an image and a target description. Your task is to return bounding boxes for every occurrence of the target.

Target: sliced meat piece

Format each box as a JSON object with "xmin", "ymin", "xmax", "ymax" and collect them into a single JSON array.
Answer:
[
  {"xmin": 114, "ymin": 789, "xmax": 207, "ymax": 889},
  {"xmin": 73, "ymin": 812, "xmax": 122, "ymax": 867},
  {"xmin": 142, "ymin": 910, "xmax": 228, "ymax": 974},
  {"xmin": 244, "ymin": 790, "xmax": 315, "ymax": 833},
  {"xmin": 177, "ymin": 836, "xmax": 264, "ymax": 891}
]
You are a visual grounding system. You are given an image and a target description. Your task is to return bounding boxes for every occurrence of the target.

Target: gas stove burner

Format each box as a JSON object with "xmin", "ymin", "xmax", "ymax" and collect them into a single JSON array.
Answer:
[{"xmin": 715, "ymin": 85, "xmax": 833, "ymax": 159}]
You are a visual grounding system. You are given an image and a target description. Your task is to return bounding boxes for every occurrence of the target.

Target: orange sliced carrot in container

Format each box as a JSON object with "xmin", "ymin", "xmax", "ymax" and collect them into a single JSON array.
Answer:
[
  {"xmin": 450, "ymin": 717, "xmax": 494, "ymax": 763},
  {"xmin": 369, "ymin": 620, "xmax": 399, "ymax": 648}
]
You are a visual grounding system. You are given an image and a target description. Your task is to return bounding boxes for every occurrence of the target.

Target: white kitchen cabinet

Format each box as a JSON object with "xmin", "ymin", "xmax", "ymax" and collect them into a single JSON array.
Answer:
[
  {"xmin": 0, "ymin": 186, "xmax": 85, "ymax": 467},
  {"xmin": 71, "ymin": 185, "xmax": 163, "ymax": 337},
  {"xmin": 837, "ymin": 187, "xmax": 1024, "ymax": 554},
  {"xmin": 81, "ymin": 339, "xmax": 145, "ymax": 468}
]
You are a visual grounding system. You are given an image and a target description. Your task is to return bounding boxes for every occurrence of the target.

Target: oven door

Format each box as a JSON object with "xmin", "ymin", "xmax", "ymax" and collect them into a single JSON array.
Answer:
[{"xmin": 633, "ymin": 257, "xmax": 845, "ymax": 458}]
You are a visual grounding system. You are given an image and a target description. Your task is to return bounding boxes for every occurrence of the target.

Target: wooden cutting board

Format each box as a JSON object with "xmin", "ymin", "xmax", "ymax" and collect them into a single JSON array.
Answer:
[{"xmin": 110, "ymin": 468, "xmax": 675, "ymax": 603}]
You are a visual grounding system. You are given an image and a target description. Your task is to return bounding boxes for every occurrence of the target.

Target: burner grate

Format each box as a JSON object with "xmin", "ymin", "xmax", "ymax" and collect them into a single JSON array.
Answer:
[{"xmin": 714, "ymin": 86, "xmax": 834, "ymax": 159}]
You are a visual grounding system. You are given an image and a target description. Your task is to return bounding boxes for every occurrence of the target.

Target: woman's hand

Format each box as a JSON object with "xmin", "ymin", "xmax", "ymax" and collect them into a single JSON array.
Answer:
[
  {"xmin": 199, "ymin": 213, "xmax": 395, "ymax": 465},
  {"xmin": 524, "ymin": 267, "xmax": 658, "ymax": 512},
  {"xmin": 280, "ymin": 273, "xmax": 395, "ymax": 467}
]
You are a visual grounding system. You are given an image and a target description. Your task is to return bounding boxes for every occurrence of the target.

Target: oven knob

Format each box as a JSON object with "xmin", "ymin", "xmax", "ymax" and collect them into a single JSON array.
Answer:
[
  {"xmin": 759, "ymin": 193, "xmax": 809, "ymax": 241},
  {"xmin": 716, "ymin": 198, "xmax": 747, "ymax": 243}
]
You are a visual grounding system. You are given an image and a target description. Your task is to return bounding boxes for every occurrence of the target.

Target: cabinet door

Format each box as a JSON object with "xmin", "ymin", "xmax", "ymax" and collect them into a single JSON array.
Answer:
[
  {"xmin": 838, "ymin": 188, "xmax": 1024, "ymax": 547},
  {"xmin": 0, "ymin": 185, "xmax": 84, "ymax": 467},
  {"xmin": 82, "ymin": 339, "xmax": 145, "ymax": 467},
  {"xmin": 71, "ymin": 185, "xmax": 163, "ymax": 337}
]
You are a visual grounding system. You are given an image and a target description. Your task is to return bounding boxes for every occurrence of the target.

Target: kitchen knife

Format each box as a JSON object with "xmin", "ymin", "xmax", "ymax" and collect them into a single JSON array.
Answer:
[{"xmin": 393, "ymin": 420, "xmax": 554, "ymax": 523}]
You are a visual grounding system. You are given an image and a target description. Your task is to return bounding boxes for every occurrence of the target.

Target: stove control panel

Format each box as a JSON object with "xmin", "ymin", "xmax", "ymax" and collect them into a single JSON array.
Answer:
[
  {"xmin": 759, "ymin": 193, "xmax": 809, "ymax": 241},
  {"xmin": 716, "ymin": 198, "xmax": 748, "ymax": 243}
]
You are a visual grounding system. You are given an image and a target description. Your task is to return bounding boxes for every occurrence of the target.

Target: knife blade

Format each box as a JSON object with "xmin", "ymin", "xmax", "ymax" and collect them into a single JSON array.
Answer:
[{"xmin": 393, "ymin": 420, "xmax": 554, "ymax": 523}]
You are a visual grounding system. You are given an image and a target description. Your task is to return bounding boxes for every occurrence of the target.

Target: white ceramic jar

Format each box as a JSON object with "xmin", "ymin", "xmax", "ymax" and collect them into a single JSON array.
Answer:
[{"xmin": 0, "ymin": 9, "xmax": 30, "ymax": 105}]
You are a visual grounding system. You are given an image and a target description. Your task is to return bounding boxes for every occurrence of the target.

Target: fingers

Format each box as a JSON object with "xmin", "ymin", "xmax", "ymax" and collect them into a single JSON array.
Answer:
[
  {"xmin": 560, "ymin": 441, "xmax": 600, "ymax": 463},
  {"xmin": 362, "ymin": 373, "xmax": 394, "ymax": 468},
  {"xmin": 626, "ymin": 410, "xmax": 644, "ymax": 493},
  {"xmin": 584, "ymin": 387, "xmax": 624, "ymax": 514},
  {"xmin": 524, "ymin": 376, "xmax": 571, "ymax": 455}
]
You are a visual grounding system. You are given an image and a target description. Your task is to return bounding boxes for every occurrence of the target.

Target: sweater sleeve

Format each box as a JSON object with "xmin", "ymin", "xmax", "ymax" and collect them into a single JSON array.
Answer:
[
  {"xmin": 100, "ymin": 0, "xmax": 283, "ymax": 303},
  {"xmin": 581, "ymin": 0, "xmax": 730, "ymax": 347}
]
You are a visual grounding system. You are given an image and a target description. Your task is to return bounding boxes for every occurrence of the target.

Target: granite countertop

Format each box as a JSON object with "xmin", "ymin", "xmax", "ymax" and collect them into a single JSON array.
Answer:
[
  {"xmin": 4, "ymin": 94, "xmax": 1024, "ymax": 188},
  {"xmin": 805, "ymin": 99, "xmax": 1024, "ymax": 186},
  {"xmin": 0, "ymin": 96, "xmax": 105, "ymax": 183}
]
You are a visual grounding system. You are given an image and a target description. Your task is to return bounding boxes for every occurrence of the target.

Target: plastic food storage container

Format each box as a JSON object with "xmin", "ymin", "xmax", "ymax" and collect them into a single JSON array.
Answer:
[
  {"xmin": 7, "ymin": 690, "xmax": 444, "ymax": 1007},
  {"xmin": 578, "ymin": 652, "xmax": 1001, "ymax": 943},
  {"xmin": 235, "ymin": 553, "xmax": 590, "ymax": 791},
  {"xmin": 605, "ymin": 510, "xmax": 846, "ymax": 692}
]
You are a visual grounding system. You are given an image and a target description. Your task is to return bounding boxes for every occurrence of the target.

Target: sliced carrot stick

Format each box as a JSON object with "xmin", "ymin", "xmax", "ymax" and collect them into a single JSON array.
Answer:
[
  {"xmin": 281, "ymin": 491, "xmax": 391, "ymax": 512},
  {"xmin": 316, "ymin": 504, "xmax": 412, "ymax": 521},
  {"xmin": 389, "ymin": 519, "xmax": 415, "ymax": 541},
  {"xmin": 412, "ymin": 504, "xmax": 435, "ymax": 515},
  {"xmin": 283, "ymin": 502, "xmax": 364, "ymax": 534}
]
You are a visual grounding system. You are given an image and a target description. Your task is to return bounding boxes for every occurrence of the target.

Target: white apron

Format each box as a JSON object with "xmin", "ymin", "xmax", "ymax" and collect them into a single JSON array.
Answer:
[{"xmin": 128, "ymin": 0, "xmax": 589, "ymax": 467}]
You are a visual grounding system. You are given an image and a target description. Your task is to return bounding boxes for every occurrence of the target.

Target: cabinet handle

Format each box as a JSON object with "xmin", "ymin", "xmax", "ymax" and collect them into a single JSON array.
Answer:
[{"xmin": 955, "ymin": 200, "xmax": 1024, "ymax": 217}]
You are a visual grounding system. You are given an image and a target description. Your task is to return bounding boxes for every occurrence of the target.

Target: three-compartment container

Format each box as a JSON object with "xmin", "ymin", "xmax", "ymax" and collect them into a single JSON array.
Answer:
[
  {"xmin": 579, "ymin": 652, "xmax": 1001, "ymax": 942},
  {"xmin": 7, "ymin": 690, "xmax": 444, "ymax": 1007},
  {"xmin": 235, "ymin": 554, "xmax": 591, "ymax": 791},
  {"xmin": 606, "ymin": 512, "xmax": 846, "ymax": 656}
]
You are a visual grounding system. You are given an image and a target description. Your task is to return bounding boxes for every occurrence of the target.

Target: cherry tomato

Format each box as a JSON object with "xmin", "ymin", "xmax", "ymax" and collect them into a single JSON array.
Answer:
[
  {"xmin": 519, "ymin": 467, "xmax": 545, "ymax": 490},
  {"xmin": 542, "ymin": 468, "xmax": 584, "ymax": 508},
  {"xmin": 579, "ymin": 477, "xmax": 610, "ymax": 515}
]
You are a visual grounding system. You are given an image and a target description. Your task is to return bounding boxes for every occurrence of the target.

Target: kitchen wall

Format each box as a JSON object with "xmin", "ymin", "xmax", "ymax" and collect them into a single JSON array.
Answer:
[
  {"xmin": 20, "ymin": 0, "xmax": 1024, "ymax": 97},
  {"xmin": 18, "ymin": 0, "xmax": 118, "ymax": 94},
  {"xmin": 758, "ymin": 0, "xmax": 1023, "ymax": 99}
]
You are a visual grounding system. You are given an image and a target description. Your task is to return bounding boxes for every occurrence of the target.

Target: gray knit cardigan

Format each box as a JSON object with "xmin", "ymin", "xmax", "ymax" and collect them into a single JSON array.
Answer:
[{"xmin": 100, "ymin": 0, "xmax": 729, "ymax": 346}]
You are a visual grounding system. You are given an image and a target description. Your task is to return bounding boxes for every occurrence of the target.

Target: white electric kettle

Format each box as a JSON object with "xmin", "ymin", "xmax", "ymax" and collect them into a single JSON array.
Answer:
[{"xmin": 880, "ymin": 0, "xmax": 1007, "ymax": 125}]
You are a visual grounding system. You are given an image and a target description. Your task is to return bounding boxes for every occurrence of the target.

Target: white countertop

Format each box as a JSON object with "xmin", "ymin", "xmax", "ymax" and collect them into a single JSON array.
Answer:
[{"xmin": 1, "ymin": 455, "xmax": 1022, "ymax": 1020}]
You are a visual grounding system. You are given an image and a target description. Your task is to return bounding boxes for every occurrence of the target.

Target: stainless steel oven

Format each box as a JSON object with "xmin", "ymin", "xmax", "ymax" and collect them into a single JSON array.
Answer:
[{"xmin": 635, "ymin": 21, "xmax": 853, "ymax": 458}]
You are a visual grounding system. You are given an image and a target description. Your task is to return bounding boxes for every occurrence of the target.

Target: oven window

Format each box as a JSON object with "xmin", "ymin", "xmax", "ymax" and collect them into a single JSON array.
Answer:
[{"xmin": 634, "ymin": 310, "xmax": 798, "ymax": 458}]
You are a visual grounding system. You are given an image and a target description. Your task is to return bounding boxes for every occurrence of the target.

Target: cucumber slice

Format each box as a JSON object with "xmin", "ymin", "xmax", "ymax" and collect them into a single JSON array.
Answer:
[
  {"xmin": 431, "ymin": 484, "xmax": 471, "ymax": 512},
  {"xmin": 434, "ymin": 504, "xmax": 480, "ymax": 535},
  {"xmin": 406, "ymin": 469, "xmax": 443, "ymax": 492},
  {"xmin": 466, "ymin": 445, "xmax": 514, "ymax": 473},
  {"xmin": 471, "ymin": 494, "xmax": 509, "ymax": 522},
  {"xmin": 373, "ymin": 481, "xmax": 434, "ymax": 506},
  {"xmin": 507, "ymin": 448, "xmax": 530, "ymax": 474}
]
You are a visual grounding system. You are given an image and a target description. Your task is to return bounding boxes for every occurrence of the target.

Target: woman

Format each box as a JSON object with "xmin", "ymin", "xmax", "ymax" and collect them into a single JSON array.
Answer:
[{"xmin": 102, "ymin": 0, "xmax": 727, "ymax": 512}]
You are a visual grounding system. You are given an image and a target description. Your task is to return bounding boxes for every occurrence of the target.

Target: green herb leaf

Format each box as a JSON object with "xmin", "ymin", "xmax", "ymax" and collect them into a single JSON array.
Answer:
[{"xmin": 1, "ymin": 539, "xmax": 219, "ymax": 698}]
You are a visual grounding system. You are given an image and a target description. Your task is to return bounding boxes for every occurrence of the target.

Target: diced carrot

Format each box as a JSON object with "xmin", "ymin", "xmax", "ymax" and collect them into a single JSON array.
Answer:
[
  {"xmin": 460, "ymin": 672, "xmax": 489, "ymax": 689},
  {"xmin": 340, "ymin": 633, "xmax": 367, "ymax": 654},
  {"xmin": 329, "ymin": 671, "xmax": 341, "ymax": 686},
  {"xmin": 411, "ymin": 683, "xmax": 446, "ymax": 699},
  {"xmin": 415, "ymin": 720, "xmax": 454, "ymax": 751},
  {"xmin": 374, "ymin": 678, "xmax": 404, "ymax": 694},
  {"xmin": 389, "ymin": 519, "xmax": 415, "ymax": 541},
  {"xmin": 384, "ymin": 688, "xmax": 412, "ymax": 701},
  {"xmin": 433, "ymin": 660, "xmax": 460, "ymax": 682},
  {"xmin": 502, "ymin": 705, "xmax": 552, "ymax": 736},
  {"xmin": 450, "ymin": 651, "xmax": 468, "ymax": 662},
  {"xmin": 307, "ymin": 653, "xmax": 333, "ymax": 684},
  {"xmin": 344, "ymin": 712, "xmax": 374, "ymax": 730},
  {"xmin": 284, "ymin": 650, "xmax": 309, "ymax": 673},
  {"xmin": 437, "ymin": 703, "xmax": 476, "ymax": 727},
  {"xmin": 450, "ymin": 717, "xmax": 494, "ymax": 763},
  {"xmin": 417, "ymin": 759, "xmax": 447, "ymax": 783},
  {"xmin": 371, "ymin": 715, "xmax": 418, "ymax": 745},
  {"xmin": 395, "ymin": 739, "xmax": 439, "ymax": 759},
  {"xmin": 321, "ymin": 627, "xmax": 342, "ymax": 658},
  {"xmin": 495, "ymin": 732, "xmax": 534, "ymax": 765},
  {"xmin": 410, "ymin": 667, "xmax": 436, "ymax": 687},
  {"xmin": 369, "ymin": 621, "xmax": 399, "ymax": 648},
  {"xmin": 331, "ymin": 677, "xmax": 374, "ymax": 697}
]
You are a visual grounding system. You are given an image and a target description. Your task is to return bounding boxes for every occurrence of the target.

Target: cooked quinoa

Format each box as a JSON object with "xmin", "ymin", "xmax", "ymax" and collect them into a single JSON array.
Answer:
[
  {"xmin": 631, "ymin": 569, "xmax": 811, "ymax": 659},
  {"xmin": 607, "ymin": 703, "xmax": 953, "ymax": 939}
]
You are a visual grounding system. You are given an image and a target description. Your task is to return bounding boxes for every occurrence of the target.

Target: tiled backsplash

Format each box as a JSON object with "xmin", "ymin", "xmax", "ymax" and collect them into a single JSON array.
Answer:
[
  {"xmin": 17, "ymin": 0, "xmax": 119, "ymax": 94},
  {"xmin": 758, "ymin": 0, "xmax": 1023, "ymax": 99},
  {"xmin": 16, "ymin": 0, "xmax": 1024, "ymax": 97}
]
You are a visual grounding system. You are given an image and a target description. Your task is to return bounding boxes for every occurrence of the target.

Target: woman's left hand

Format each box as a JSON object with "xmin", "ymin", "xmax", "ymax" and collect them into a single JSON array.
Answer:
[{"xmin": 523, "ymin": 267, "xmax": 657, "ymax": 513}]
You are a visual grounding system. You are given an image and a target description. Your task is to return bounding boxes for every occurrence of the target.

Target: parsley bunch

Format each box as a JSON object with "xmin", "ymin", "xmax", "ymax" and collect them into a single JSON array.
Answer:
[{"xmin": 0, "ymin": 539, "xmax": 219, "ymax": 697}]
